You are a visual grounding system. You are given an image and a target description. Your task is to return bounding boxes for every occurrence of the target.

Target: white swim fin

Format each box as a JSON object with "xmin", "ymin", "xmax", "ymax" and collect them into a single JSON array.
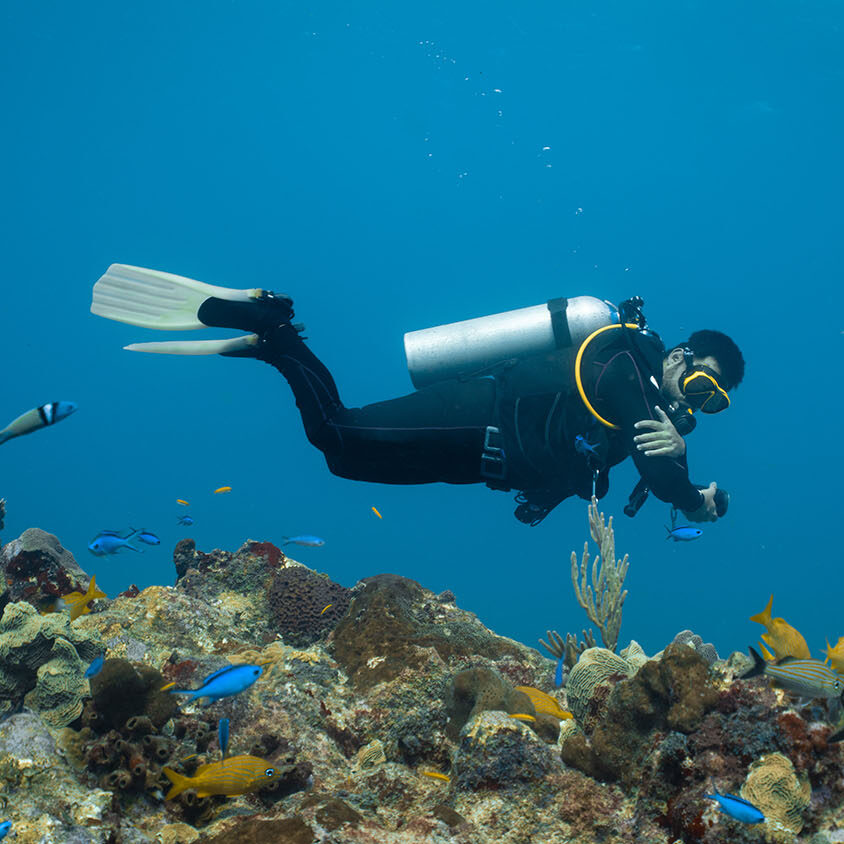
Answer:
[
  {"xmin": 124, "ymin": 335, "xmax": 259, "ymax": 355},
  {"xmin": 91, "ymin": 263, "xmax": 263, "ymax": 331}
]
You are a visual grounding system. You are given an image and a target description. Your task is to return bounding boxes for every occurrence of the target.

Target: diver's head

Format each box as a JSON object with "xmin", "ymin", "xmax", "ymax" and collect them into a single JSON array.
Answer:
[{"xmin": 661, "ymin": 329, "xmax": 745, "ymax": 414}]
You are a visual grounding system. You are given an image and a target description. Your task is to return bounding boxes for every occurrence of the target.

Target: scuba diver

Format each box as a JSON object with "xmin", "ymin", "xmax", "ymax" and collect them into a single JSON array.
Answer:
[{"xmin": 91, "ymin": 265, "xmax": 744, "ymax": 526}]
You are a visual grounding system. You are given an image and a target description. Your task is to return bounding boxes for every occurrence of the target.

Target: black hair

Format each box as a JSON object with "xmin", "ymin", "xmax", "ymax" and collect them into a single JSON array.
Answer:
[{"xmin": 669, "ymin": 330, "xmax": 745, "ymax": 391}]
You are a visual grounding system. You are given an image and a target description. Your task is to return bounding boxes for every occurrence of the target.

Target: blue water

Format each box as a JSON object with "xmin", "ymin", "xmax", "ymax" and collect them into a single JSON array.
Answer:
[{"xmin": 1, "ymin": 2, "xmax": 841, "ymax": 662}]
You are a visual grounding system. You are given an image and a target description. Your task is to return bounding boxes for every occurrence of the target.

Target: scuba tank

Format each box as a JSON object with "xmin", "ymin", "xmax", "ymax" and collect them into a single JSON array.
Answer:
[{"xmin": 404, "ymin": 296, "xmax": 620, "ymax": 396}]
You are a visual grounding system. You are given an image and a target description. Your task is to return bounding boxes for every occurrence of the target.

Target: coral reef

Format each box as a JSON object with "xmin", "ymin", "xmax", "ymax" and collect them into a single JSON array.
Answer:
[
  {"xmin": 570, "ymin": 496, "xmax": 629, "ymax": 651},
  {"xmin": 0, "ymin": 528, "xmax": 91, "ymax": 612},
  {"xmin": 0, "ymin": 600, "xmax": 103, "ymax": 722},
  {"xmin": 565, "ymin": 645, "xmax": 635, "ymax": 727},
  {"xmin": 268, "ymin": 563, "xmax": 351, "ymax": 647},
  {"xmin": 0, "ymin": 526, "xmax": 842, "ymax": 844},
  {"xmin": 742, "ymin": 752, "xmax": 811, "ymax": 836}
]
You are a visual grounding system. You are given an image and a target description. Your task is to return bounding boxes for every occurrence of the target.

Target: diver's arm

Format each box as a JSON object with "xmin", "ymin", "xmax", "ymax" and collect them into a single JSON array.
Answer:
[{"xmin": 599, "ymin": 355, "xmax": 704, "ymax": 512}]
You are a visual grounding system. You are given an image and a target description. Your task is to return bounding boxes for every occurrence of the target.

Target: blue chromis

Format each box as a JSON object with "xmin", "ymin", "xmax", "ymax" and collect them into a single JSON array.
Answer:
[
  {"xmin": 0, "ymin": 821, "xmax": 10, "ymax": 840},
  {"xmin": 85, "ymin": 653, "xmax": 105, "ymax": 678},
  {"xmin": 0, "ymin": 401, "xmax": 77, "ymax": 446},
  {"xmin": 554, "ymin": 657, "xmax": 564, "ymax": 688},
  {"xmin": 177, "ymin": 515, "xmax": 194, "ymax": 526},
  {"xmin": 741, "ymin": 646, "xmax": 844, "ymax": 700},
  {"xmin": 169, "ymin": 663, "xmax": 263, "ymax": 706},
  {"xmin": 665, "ymin": 525, "xmax": 703, "ymax": 542},
  {"xmin": 281, "ymin": 535, "xmax": 325, "ymax": 547},
  {"xmin": 218, "ymin": 717, "xmax": 230, "ymax": 759},
  {"xmin": 88, "ymin": 529, "xmax": 142, "ymax": 556},
  {"xmin": 704, "ymin": 780, "xmax": 764, "ymax": 824},
  {"xmin": 134, "ymin": 529, "xmax": 160, "ymax": 545},
  {"xmin": 573, "ymin": 435, "xmax": 600, "ymax": 458}
]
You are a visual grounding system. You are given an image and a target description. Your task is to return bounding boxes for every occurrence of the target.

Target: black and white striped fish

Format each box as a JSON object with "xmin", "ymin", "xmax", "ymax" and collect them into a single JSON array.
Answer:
[
  {"xmin": 741, "ymin": 646, "xmax": 844, "ymax": 700},
  {"xmin": 0, "ymin": 401, "xmax": 77, "ymax": 446}
]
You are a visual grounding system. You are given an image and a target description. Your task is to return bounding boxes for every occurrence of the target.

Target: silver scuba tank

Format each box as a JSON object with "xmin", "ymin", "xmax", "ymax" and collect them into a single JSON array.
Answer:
[{"xmin": 404, "ymin": 295, "xmax": 619, "ymax": 396}]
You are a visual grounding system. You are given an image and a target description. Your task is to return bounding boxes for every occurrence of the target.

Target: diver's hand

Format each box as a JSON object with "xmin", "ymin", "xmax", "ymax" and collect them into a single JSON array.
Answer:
[
  {"xmin": 683, "ymin": 482, "xmax": 719, "ymax": 523},
  {"xmin": 633, "ymin": 406, "xmax": 685, "ymax": 458}
]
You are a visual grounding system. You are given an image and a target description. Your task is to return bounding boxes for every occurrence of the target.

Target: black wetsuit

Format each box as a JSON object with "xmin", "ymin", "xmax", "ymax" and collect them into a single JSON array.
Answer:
[{"xmin": 253, "ymin": 322, "xmax": 705, "ymax": 524}]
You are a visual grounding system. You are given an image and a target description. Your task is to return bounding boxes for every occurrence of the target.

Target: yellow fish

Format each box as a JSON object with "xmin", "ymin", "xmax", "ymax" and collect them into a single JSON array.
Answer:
[
  {"xmin": 823, "ymin": 637, "xmax": 844, "ymax": 673},
  {"xmin": 214, "ymin": 486, "xmax": 232, "ymax": 494},
  {"xmin": 372, "ymin": 506, "xmax": 382, "ymax": 519},
  {"xmin": 62, "ymin": 575, "xmax": 107, "ymax": 621},
  {"xmin": 514, "ymin": 686, "xmax": 574, "ymax": 720},
  {"xmin": 320, "ymin": 604, "xmax": 333, "ymax": 615},
  {"xmin": 508, "ymin": 713, "xmax": 537, "ymax": 722},
  {"xmin": 749, "ymin": 595, "xmax": 810, "ymax": 661},
  {"xmin": 163, "ymin": 755, "xmax": 283, "ymax": 799},
  {"xmin": 420, "ymin": 771, "xmax": 450, "ymax": 783},
  {"xmin": 177, "ymin": 499, "xmax": 190, "ymax": 506}
]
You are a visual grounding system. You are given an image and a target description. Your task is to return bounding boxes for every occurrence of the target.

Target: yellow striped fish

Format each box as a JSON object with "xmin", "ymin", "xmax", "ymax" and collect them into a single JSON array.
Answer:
[
  {"xmin": 508, "ymin": 713, "xmax": 537, "ymax": 722},
  {"xmin": 742, "ymin": 646, "xmax": 843, "ymax": 700},
  {"xmin": 515, "ymin": 686, "xmax": 574, "ymax": 720},
  {"xmin": 162, "ymin": 755, "xmax": 282, "ymax": 799}
]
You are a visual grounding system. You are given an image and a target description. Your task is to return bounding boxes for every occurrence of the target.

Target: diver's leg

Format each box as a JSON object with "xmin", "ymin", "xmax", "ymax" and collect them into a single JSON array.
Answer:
[{"xmin": 231, "ymin": 323, "xmax": 495, "ymax": 484}]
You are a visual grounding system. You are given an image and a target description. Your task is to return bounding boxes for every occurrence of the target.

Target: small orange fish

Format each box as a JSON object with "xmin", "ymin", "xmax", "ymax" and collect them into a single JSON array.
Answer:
[
  {"xmin": 163, "ymin": 755, "xmax": 282, "ymax": 799},
  {"xmin": 371, "ymin": 506, "xmax": 382, "ymax": 519},
  {"xmin": 823, "ymin": 637, "xmax": 844, "ymax": 673},
  {"xmin": 160, "ymin": 681, "xmax": 177, "ymax": 692},
  {"xmin": 508, "ymin": 713, "xmax": 537, "ymax": 722},
  {"xmin": 176, "ymin": 499, "xmax": 190, "ymax": 506},
  {"xmin": 62, "ymin": 575, "xmax": 107, "ymax": 621},
  {"xmin": 749, "ymin": 595, "xmax": 810, "ymax": 661},
  {"xmin": 214, "ymin": 486, "xmax": 232, "ymax": 495},
  {"xmin": 515, "ymin": 686, "xmax": 574, "ymax": 720},
  {"xmin": 320, "ymin": 604, "xmax": 333, "ymax": 615},
  {"xmin": 420, "ymin": 771, "xmax": 450, "ymax": 783}
]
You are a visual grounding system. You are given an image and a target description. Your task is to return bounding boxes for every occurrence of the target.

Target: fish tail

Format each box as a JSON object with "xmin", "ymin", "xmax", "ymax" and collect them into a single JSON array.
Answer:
[
  {"xmin": 167, "ymin": 689, "xmax": 197, "ymax": 702},
  {"xmin": 88, "ymin": 575, "xmax": 106, "ymax": 600},
  {"xmin": 664, "ymin": 526, "xmax": 672, "ymax": 540},
  {"xmin": 741, "ymin": 646, "xmax": 767, "ymax": 679},
  {"xmin": 127, "ymin": 544, "xmax": 143, "ymax": 553},
  {"xmin": 162, "ymin": 767, "xmax": 191, "ymax": 800},
  {"xmin": 758, "ymin": 640, "xmax": 775, "ymax": 662},
  {"xmin": 749, "ymin": 594, "xmax": 773, "ymax": 627}
]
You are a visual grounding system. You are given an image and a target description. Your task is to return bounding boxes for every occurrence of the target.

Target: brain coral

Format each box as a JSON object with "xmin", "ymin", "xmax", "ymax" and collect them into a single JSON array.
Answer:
[
  {"xmin": 25, "ymin": 637, "xmax": 88, "ymax": 727},
  {"xmin": 268, "ymin": 564, "xmax": 351, "ymax": 647},
  {"xmin": 0, "ymin": 602, "xmax": 102, "ymax": 704},
  {"xmin": 742, "ymin": 752, "xmax": 811, "ymax": 835},
  {"xmin": 566, "ymin": 647, "xmax": 634, "ymax": 726}
]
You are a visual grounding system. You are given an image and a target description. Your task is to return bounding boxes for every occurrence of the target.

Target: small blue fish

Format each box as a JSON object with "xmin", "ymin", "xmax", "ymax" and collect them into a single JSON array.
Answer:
[
  {"xmin": 554, "ymin": 657, "xmax": 564, "ymax": 688},
  {"xmin": 177, "ymin": 515, "xmax": 194, "ymax": 526},
  {"xmin": 0, "ymin": 820, "xmax": 11, "ymax": 840},
  {"xmin": 169, "ymin": 663, "xmax": 263, "ymax": 706},
  {"xmin": 88, "ymin": 529, "xmax": 142, "ymax": 556},
  {"xmin": 133, "ymin": 529, "xmax": 160, "ymax": 545},
  {"xmin": 704, "ymin": 780, "xmax": 764, "ymax": 824},
  {"xmin": 574, "ymin": 435, "xmax": 600, "ymax": 458},
  {"xmin": 218, "ymin": 717, "xmax": 230, "ymax": 760},
  {"xmin": 665, "ymin": 525, "xmax": 703, "ymax": 542},
  {"xmin": 281, "ymin": 535, "xmax": 325, "ymax": 547},
  {"xmin": 85, "ymin": 653, "xmax": 105, "ymax": 678}
]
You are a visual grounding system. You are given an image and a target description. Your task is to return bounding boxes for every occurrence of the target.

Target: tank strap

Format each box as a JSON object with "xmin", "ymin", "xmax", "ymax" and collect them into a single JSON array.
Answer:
[{"xmin": 547, "ymin": 297, "xmax": 572, "ymax": 348}]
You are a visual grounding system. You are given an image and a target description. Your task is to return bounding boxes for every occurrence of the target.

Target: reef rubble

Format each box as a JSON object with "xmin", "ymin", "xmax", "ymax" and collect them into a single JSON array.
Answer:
[{"xmin": 0, "ymin": 528, "xmax": 842, "ymax": 843}]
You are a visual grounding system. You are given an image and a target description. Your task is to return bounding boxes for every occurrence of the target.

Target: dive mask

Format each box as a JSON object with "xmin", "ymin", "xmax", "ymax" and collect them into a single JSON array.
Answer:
[{"xmin": 679, "ymin": 347, "xmax": 730, "ymax": 414}]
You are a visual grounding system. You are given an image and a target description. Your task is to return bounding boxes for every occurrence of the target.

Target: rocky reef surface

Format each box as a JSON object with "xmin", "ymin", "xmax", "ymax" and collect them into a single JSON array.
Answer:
[{"xmin": 0, "ymin": 528, "xmax": 843, "ymax": 843}]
